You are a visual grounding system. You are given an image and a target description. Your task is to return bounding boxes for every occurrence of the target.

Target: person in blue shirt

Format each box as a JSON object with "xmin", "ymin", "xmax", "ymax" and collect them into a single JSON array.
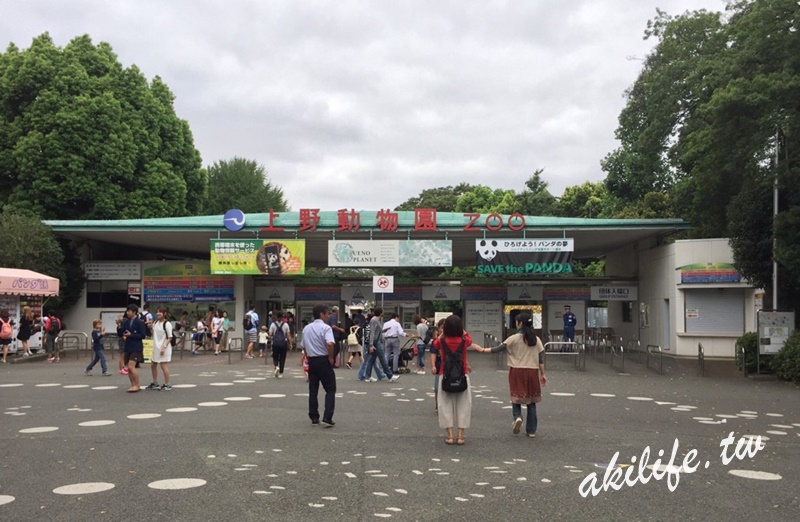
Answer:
[
  {"xmin": 562, "ymin": 305, "xmax": 577, "ymax": 342},
  {"xmin": 118, "ymin": 304, "xmax": 148, "ymax": 393}
]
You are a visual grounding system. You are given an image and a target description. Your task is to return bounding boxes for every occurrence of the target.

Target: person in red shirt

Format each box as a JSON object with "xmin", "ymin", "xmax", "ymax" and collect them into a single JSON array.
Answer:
[{"xmin": 430, "ymin": 314, "xmax": 476, "ymax": 445}]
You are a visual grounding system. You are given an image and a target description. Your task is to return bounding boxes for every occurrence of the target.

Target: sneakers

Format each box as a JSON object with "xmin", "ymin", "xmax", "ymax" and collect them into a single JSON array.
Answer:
[
  {"xmin": 191, "ymin": 350, "xmax": 199, "ymax": 355},
  {"xmin": 320, "ymin": 420, "xmax": 335, "ymax": 428},
  {"xmin": 367, "ymin": 377, "xmax": 378, "ymax": 383},
  {"xmin": 161, "ymin": 384, "xmax": 172, "ymax": 391},
  {"xmin": 119, "ymin": 368, "xmax": 129, "ymax": 375},
  {"xmin": 277, "ymin": 373, "xmax": 284, "ymax": 379},
  {"xmin": 416, "ymin": 369, "xmax": 426, "ymax": 375},
  {"xmin": 345, "ymin": 363, "xmax": 352, "ymax": 369},
  {"xmin": 245, "ymin": 355, "xmax": 254, "ymax": 359},
  {"xmin": 146, "ymin": 382, "xmax": 160, "ymax": 390},
  {"xmin": 512, "ymin": 418, "xmax": 523, "ymax": 435},
  {"xmin": 273, "ymin": 367, "xmax": 280, "ymax": 377},
  {"xmin": 102, "ymin": 372, "xmax": 112, "ymax": 376},
  {"xmin": 47, "ymin": 357, "xmax": 55, "ymax": 363},
  {"xmin": 55, "ymin": 357, "xmax": 60, "ymax": 363},
  {"xmin": 527, "ymin": 433, "xmax": 536, "ymax": 438},
  {"xmin": 214, "ymin": 351, "xmax": 220, "ymax": 356},
  {"xmin": 311, "ymin": 420, "xmax": 320, "ymax": 426},
  {"xmin": 84, "ymin": 369, "xmax": 92, "ymax": 376},
  {"xmin": 23, "ymin": 352, "xmax": 30, "ymax": 358},
  {"xmin": 389, "ymin": 374, "xmax": 400, "ymax": 382}
]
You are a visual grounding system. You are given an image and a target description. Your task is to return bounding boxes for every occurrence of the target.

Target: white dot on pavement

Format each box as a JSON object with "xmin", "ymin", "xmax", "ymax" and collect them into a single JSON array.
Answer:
[
  {"xmin": 549, "ymin": 392, "xmax": 575, "ymax": 397},
  {"xmin": 728, "ymin": 470, "xmax": 782, "ymax": 480},
  {"xmin": 0, "ymin": 495, "xmax": 15, "ymax": 505},
  {"xmin": 127, "ymin": 413, "xmax": 161, "ymax": 420},
  {"xmin": 170, "ymin": 384, "xmax": 197, "ymax": 388},
  {"xmin": 79, "ymin": 420, "xmax": 116, "ymax": 427},
  {"xmin": 166, "ymin": 407, "xmax": 198, "ymax": 413},
  {"xmin": 259, "ymin": 394, "xmax": 287, "ymax": 398},
  {"xmin": 224, "ymin": 397, "xmax": 252, "ymax": 401},
  {"xmin": 36, "ymin": 383, "xmax": 61, "ymax": 387},
  {"xmin": 590, "ymin": 393, "xmax": 616, "ymax": 398},
  {"xmin": 0, "ymin": 383, "xmax": 23, "ymax": 388},
  {"xmin": 53, "ymin": 482, "xmax": 115, "ymax": 495},
  {"xmin": 198, "ymin": 402, "xmax": 228, "ymax": 407},
  {"xmin": 19, "ymin": 426, "xmax": 59, "ymax": 433},
  {"xmin": 63, "ymin": 385, "xmax": 89, "ymax": 389},
  {"xmin": 627, "ymin": 397, "xmax": 654, "ymax": 401},
  {"xmin": 209, "ymin": 382, "xmax": 235, "ymax": 387},
  {"xmin": 92, "ymin": 386, "xmax": 118, "ymax": 390},
  {"xmin": 148, "ymin": 478, "xmax": 207, "ymax": 490}
]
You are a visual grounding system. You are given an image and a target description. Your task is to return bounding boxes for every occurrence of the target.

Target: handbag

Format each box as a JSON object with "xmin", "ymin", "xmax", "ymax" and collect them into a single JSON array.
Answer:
[{"xmin": 347, "ymin": 325, "xmax": 359, "ymax": 345}]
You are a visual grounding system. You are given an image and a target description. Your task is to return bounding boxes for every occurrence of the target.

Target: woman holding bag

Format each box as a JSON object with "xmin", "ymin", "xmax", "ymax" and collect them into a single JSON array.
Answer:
[{"xmin": 345, "ymin": 324, "xmax": 362, "ymax": 369}]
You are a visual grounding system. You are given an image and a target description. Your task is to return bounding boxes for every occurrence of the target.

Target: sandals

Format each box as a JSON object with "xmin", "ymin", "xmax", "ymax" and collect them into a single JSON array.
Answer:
[
  {"xmin": 445, "ymin": 437, "xmax": 455, "ymax": 445},
  {"xmin": 456, "ymin": 438, "xmax": 465, "ymax": 446},
  {"xmin": 126, "ymin": 387, "xmax": 141, "ymax": 393}
]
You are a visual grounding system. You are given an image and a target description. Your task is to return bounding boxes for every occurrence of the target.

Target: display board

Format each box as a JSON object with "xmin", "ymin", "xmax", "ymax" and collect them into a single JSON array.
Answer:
[
  {"xmin": 464, "ymin": 300, "xmax": 503, "ymax": 343},
  {"xmin": 757, "ymin": 310, "xmax": 795, "ymax": 355}
]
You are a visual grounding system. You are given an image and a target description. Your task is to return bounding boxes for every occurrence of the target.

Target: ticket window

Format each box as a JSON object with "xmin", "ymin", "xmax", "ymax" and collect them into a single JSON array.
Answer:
[{"xmin": 383, "ymin": 303, "xmax": 420, "ymax": 332}]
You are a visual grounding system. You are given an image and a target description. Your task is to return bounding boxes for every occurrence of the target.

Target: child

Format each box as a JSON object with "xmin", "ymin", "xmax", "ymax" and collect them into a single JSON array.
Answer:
[
  {"xmin": 301, "ymin": 348, "xmax": 309, "ymax": 382},
  {"xmin": 85, "ymin": 320, "xmax": 111, "ymax": 376},
  {"xmin": 258, "ymin": 325, "xmax": 269, "ymax": 358}
]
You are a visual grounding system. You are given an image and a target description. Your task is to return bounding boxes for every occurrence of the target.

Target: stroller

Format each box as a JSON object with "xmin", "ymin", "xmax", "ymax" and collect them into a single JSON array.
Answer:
[{"xmin": 396, "ymin": 339, "xmax": 417, "ymax": 374}]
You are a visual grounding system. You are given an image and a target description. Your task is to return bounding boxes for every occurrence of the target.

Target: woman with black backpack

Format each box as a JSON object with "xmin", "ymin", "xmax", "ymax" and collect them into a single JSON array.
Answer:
[
  {"xmin": 430, "ymin": 314, "xmax": 476, "ymax": 446},
  {"xmin": 472, "ymin": 312, "xmax": 547, "ymax": 438}
]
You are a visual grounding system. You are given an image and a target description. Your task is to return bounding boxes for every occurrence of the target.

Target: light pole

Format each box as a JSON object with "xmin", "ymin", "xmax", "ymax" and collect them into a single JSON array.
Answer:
[{"xmin": 772, "ymin": 127, "xmax": 780, "ymax": 310}]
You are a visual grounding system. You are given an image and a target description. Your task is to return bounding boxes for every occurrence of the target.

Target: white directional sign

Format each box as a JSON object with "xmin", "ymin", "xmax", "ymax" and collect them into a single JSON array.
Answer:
[{"xmin": 373, "ymin": 275, "xmax": 394, "ymax": 294}]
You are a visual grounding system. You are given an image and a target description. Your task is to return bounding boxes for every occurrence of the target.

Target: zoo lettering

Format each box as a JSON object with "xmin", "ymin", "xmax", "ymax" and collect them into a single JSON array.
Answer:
[{"xmin": 477, "ymin": 263, "xmax": 573, "ymax": 274}]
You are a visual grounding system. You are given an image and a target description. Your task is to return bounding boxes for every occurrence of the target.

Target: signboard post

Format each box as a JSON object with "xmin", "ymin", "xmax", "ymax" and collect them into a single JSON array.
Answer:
[
  {"xmin": 372, "ymin": 275, "xmax": 394, "ymax": 308},
  {"xmin": 757, "ymin": 310, "xmax": 795, "ymax": 373}
]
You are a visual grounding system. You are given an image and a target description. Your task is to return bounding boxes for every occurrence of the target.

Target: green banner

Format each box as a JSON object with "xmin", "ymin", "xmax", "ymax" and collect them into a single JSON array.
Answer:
[{"xmin": 210, "ymin": 240, "xmax": 306, "ymax": 275}]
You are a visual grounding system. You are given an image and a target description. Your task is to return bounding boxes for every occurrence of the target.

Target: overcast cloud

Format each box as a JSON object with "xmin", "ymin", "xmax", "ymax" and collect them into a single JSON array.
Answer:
[{"xmin": 2, "ymin": 0, "xmax": 725, "ymax": 211}]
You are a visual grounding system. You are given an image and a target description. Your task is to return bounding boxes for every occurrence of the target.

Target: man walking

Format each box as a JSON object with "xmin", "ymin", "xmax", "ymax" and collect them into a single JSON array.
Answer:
[
  {"xmin": 382, "ymin": 312, "xmax": 409, "ymax": 374},
  {"xmin": 303, "ymin": 305, "xmax": 336, "ymax": 428},
  {"xmin": 327, "ymin": 305, "xmax": 346, "ymax": 368}
]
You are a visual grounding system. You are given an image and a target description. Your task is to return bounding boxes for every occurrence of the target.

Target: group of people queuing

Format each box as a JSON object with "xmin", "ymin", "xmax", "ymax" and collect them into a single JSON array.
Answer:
[
  {"xmin": 300, "ymin": 304, "xmax": 547, "ymax": 444},
  {"xmin": 0, "ymin": 307, "xmax": 63, "ymax": 364}
]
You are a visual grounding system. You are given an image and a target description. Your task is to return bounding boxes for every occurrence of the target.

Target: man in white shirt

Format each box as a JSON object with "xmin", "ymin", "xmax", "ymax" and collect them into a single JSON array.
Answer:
[
  {"xmin": 382, "ymin": 312, "xmax": 408, "ymax": 374},
  {"xmin": 302, "ymin": 304, "xmax": 336, "ymax": 428}
]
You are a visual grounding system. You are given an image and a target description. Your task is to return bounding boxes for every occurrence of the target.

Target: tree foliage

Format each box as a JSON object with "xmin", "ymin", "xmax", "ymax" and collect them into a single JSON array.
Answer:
[
  {"xmin": 395, "ymin": 183, "xmax": 475, "ymax": 212},
  {"xmin": 0, "ymin": 33, "xmax": 205, "ymax": 220},
  {"xmin": 604, "ymin": 0, "xmax": 800, "ymax": 310},
  {"xmin": 557, "ymin": 182, "xmax": 612, "ymax": 218},
  {"xmin": 204, "ymin": 157, "xmax": 289, "ymax": 215},
  {"xmin": 0, "ymin": 207, "xmax": 84, "ymax": 310},
  {"xmin": 516, "ymin": 170, "xmax": 558, "ymax": 216}
]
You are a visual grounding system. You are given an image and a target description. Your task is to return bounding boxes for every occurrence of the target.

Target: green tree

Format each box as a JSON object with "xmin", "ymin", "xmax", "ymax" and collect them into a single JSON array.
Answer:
[
  {"xmin": 558, "ymin": 182, "xmax": 611, "ymax": 218},
  {"xmin": 516, "ymin": 169, "xmax": 558, "ymax": 216},
  {"xmin": 0, "ymin": 33, "xmax": 205, "ymax": 220},
  {"xmin": 455, "ymin": 186, "xmax": 519, "ymax": 214},
  {"xmin": 613, "ymin": 192, "xmax": 674, "ymax": 219},
  {"xmin": 0, "ymin": 207, "xmax": 84, "ymax": 310},
  {"xmin": 394, "ymin": 183, "xmax": 475, "ymax": 212},
  {"xmin": 203, "ymin": 157, "xmax": 289, "ymax": 215}
]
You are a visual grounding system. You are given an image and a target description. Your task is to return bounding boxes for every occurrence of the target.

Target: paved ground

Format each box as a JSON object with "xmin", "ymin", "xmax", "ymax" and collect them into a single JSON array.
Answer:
[{"xmin": 1, "ymin": 348, "xmax": 799, "ymax": 521}]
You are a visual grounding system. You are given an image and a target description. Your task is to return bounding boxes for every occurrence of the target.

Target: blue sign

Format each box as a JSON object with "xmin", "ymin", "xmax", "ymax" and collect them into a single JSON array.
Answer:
[{"xmin": 223, "ymin": 209, "xmax": 246, "ymax": 231}]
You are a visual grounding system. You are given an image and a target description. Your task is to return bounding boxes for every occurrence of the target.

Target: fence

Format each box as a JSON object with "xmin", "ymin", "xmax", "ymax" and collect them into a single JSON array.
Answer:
[
  {"xmin": 698, "ymin": 342, "xmax": 705, "ymax": 377},
  {"xmin": 646, "ymin": 344, "xmax": 663, "ymax": 374},
  {"xmin": 57, "ymin": 331, "xmax": 90, "ymax": 359},
  {"xmin": 227, "ymin": 337, "xmax": 244, "ymax": 364},
  {"xmin": 543, "ymin": 341, "xmax": 585, "ymax": 371},
  {"xmin": 610, "ymin": 343, "xmax": 625, "ymax": 372}
]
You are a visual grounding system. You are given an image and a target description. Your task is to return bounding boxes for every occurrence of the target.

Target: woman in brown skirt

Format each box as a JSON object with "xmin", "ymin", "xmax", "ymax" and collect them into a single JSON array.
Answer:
[{"xmin": 473, "ymin": 312, "xmax": 547, "ymax": 437}]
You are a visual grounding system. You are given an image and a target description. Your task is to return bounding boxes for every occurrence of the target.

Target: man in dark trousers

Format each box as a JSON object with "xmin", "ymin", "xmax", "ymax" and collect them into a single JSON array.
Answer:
[
  {"xmin": 303, "ymin": 304, "xmax": 336, "ymax": 427},
  {"xmin": 118, "ymin": 304, "xmax": 148, "ymax": 392},
  {"xmin": 562, "ymin": 305, "xmax": 577, "ymax": 343}
]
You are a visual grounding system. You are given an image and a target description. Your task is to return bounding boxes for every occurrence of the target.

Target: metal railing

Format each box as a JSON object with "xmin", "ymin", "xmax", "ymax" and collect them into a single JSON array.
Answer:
[
  {"xmin": 627, "ymin": 339, "xmax": 642, "ymax": 363},
  {"xmin": 698, "ymin": 342, "xmax": 705, "ymax": 377},
  {"xmin": 610, "ymin": 343, "xmax": 625, "ymax": 372},
  {"xmin": 741, "ymin": 345, "xmax": 748, "ymax": 378},
  {"xmin": 57, "ymin": 331, "xmax": 90, "ymax": 359},
  {"xmin": 543, "ymin": 341, "xmax": 585, "ymax": 371},
  {"xmin": 483, "ymin": 333, "xmax": 505, "ymax": 369},
  {"xmin": 227, "ymin": 337, "xmax": 244, "ymax": 364},
  {"xmin": 646, "ymin": 344, "xmax": 663, "ymax": 374}
]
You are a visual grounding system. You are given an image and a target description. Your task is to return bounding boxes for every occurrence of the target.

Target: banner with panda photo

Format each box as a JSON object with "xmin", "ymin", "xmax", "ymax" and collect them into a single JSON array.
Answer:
[{"xmin": 475, "ymin": 239, "xmax": 574, "ymax": 275}]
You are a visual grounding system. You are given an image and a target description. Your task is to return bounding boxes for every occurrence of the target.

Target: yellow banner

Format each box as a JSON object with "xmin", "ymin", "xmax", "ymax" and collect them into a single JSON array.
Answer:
[
  {"xmin": 143, "ymin": 338, "xmax": 153, "ymax": 364},
  {"xmin": 210, "ymin": 240, "xmax": 306, "ymax": 275}
]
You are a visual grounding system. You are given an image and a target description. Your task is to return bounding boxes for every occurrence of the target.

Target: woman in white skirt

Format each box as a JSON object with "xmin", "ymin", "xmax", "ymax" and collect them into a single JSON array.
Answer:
[
  {"xmin": 430, "ymin": 315, "xmax": 476, "ymax": 445},
  {"xmin": 147, "ymin": 307, "xmax": 173, "ymax": 391}
]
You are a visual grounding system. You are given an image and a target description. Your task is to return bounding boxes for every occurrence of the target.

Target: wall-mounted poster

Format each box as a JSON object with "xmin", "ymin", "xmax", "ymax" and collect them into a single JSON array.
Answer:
[
  {"xmin": 328, "ymin": 240, "xmax": 452, "ymax": 267},
  {"xmin": 476, "ymin": 239, "xmax": 573, "ymax": 275},
  {"xmin": 210, "ymin": 240, "xmax": 306, "ymax": 275}
]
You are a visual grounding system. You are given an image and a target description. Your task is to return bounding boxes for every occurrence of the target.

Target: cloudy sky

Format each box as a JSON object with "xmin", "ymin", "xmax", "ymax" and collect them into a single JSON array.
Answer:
[{"xmin": 2, "ymin": 0, "xmax": 725, "ymax": 211}]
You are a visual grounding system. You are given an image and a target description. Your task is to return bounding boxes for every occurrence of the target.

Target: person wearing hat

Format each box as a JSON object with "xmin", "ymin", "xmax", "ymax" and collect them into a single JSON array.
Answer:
[{"xmin": 562, "ymin": 305, "xmax": 577, "ymax": 343}]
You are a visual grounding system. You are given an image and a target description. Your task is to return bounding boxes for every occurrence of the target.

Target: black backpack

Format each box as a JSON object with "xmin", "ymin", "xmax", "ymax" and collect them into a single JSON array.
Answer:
[
  {"xmin": 272, "ymin": 323, "xmax": 287, "ymax": 348},
  {"xmin": 161, "ymin": 321, "xmax": 178, "ymax": 347},
  {"xmin": 441, "ymin": 337, "xmax": 467, "ymax": 393},
  {"xmin": 243, "ymin": 314, "xmax": 252, "ymax": 330},
  {"xmin": 422, "ymin": 324, "xmax": 433, "ymax": 346}
]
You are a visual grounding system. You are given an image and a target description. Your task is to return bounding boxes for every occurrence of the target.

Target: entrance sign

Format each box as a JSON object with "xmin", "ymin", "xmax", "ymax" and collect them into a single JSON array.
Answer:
[
  {"xmin": 591, "ymin": 286, "xmax": 638, "ymax": 301},
  {"xmin": 85, "ymin": 262, "xmax": 141, "ymax": 280},
  {"xmin": 476, "ymin": 239, "xmax": 573, "ymax": 275},
  {"xmin": 757, "ymin": 310, "xmax": 795, "ymax": 355},
  {"xmin": 328, "ymin": 240, "xmax": 452, "ymax": 267},
  {"xmin": 507, "ymin": 285, "xmax": 544, "ymax": 301},
  {"xmin": 210, "ymin": 239, "xmax": 306, "ymax": 275},
  {"xmin": 373, "ymin": 276, "xmax": 394, "ymax": 294},
  {"xmin": 422, "ymin": 286, "xmax": 461, "ymax": 301},
  {"xmin": 679, "ymin": 263, "xmax": 741, "ymax": 283},
  {"xmin": 341, "ymin": 285, "xmax": 375, "ymax": 302}
]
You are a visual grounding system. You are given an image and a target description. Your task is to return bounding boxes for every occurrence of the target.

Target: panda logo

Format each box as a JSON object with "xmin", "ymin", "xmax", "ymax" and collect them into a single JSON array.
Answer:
[
  {"xmin": 279, "ymin": 244, "xmax": 292, "ymax": 263},
  {"xmin": 478, "ymin": 240, "xmax": 499, "ymax": 261}
]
